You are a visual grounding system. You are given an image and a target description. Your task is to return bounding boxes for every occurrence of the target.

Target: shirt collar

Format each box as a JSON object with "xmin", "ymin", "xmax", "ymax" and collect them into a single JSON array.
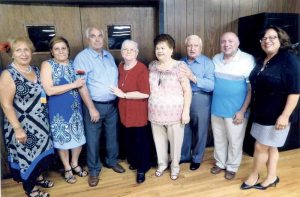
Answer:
[
  {"xmin": 87, "ymin": 47, "xmax": 109, "ymax": 58},
  {"xmin": 183, "ymin": 55, "xmax": 202, "ymax": 64},
  {"xmin": 220, "ymin": 49, "xmax": 241, "ymax": 62}
]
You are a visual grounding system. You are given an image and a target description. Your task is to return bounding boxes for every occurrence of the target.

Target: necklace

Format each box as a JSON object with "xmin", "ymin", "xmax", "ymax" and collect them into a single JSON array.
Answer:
[
  {"xmin": 12, "ymin": 63, "xmax": 32, "ymax": 74},
  {"xmin": 121, "ymin": 71, "xmax": 129, "ymax": 87}
]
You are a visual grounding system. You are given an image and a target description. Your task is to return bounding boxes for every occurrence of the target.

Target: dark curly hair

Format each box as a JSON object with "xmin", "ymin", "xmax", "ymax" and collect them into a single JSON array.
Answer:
[
  {"xmin": 153, "ymin": 34, "xmax": 175, "ymax": 49},
  {"xmin": 260, "ymin": 26, "xmax": 294, "ymax": 52}
]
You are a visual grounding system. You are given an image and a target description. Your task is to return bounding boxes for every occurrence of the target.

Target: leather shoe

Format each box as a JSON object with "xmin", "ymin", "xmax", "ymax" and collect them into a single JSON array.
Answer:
[
  {"xmin": 254, "ymin": 177, "xmax": 280, "ymax": 190},
  {"xmin": 210, "ymin": 165, "xmax": 224, "ymax": 174},
  {"xmin": 240, "ymin": 175, "xmax": 260, "ymax": 190},
  {"xmin": 225, "ymin": 170, "xmax": 236, "ymax": 180},
  {"xmin": 136, "ymin": 172, "xmax": 145, "ymax": 184},
  {"xmin": 129, "ymin": 165, "xmax": 136, "ymax": 170},
  {"xmin": 88, "ymin": 176, "xmax": 99, "ymax": 187},
  {"xmin": 111, "ymin": 163, "xmax": 125, "ymax": 173},
  {"xmin": 190, "ymin": 162, "xmax": 200, "ymax": 171}
]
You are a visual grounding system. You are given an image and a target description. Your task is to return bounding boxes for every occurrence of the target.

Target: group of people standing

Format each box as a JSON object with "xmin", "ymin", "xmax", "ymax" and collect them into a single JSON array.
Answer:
[{"xmin": 0, "ymin": 25, "xmax": 299, "ymax": 197}]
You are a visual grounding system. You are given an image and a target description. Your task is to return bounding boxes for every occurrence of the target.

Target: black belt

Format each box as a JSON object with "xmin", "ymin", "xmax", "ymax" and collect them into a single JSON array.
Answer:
[
  {"xmin": 93, "ymin": 100, "xmax": 116, "ymax": 104},
  {"xmin": 192, "ymin": 91, "xmax": 212, "ymax": 96}
]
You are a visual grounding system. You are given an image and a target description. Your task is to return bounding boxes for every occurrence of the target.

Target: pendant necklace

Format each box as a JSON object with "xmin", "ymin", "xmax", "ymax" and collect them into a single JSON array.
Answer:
[{"xmin": 121, "ymin": 71, "xmax": 129, "ymax": 87}]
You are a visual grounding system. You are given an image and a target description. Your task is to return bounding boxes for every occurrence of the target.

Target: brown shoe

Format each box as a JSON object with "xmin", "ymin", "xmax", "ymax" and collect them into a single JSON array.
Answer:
[
  {"xmin": 210, "ymin": 165, "xmax": 224, "ymax": 174},
  {"xmin": 111, "ymin": 163, "xmax": 125, "ymax": 173},
  {"xmin": 225, "ymin": 170, "xmax": 236, "ymax": 180},
  {"xmin": 88, "ymin": 176, "xmax": 99, "ymax": 187}
]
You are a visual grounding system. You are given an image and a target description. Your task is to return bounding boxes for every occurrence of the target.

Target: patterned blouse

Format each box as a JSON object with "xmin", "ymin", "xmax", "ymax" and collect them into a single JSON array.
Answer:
[{"xmin": 148, "ymin": 60, "xmax": 188, "ymax": 125}]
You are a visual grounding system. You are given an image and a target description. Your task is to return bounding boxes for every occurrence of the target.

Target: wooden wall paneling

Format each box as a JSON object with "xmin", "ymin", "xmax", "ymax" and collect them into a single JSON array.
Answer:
[
  {"xmin": 165, "ymin": 0, "xmax": 175, "ymax": 36},
  {"xmin": 0, "ymin": 4, "xmax": 83, "ymax": 67},
  {"xmin": 204, "ymin": 0, "xmax": 221, "ymax": 58},
  {"xmin": 231, "ymin": 0, "xmax": 240, "ymax": 34},
  {"xmin": 251, "ymin": 0, "xmax": 260, "ymax": 14},
  {"xmin": 220, "ymin": 0, "xmax": 233, "ymax": 34},
  {"xmin": 238, "ymin": 0, "xmax": 255, "ymax": 18},
  {"xmin": 186, "ymin": 0, "xmax": 194, "ymax": 36},
  {"xmin": 283, "ymin": 0, "xmax": 300, "ymax": 13},
  {"xmin": 193, "ymin": 0, "xmax": 205, "ymax": 53},
  {"xmin": 80, "ymin": 7, "xmax": 157, "ymax": 65},
  {"xmin": 172, "ymin": 0, "xmax": 186, "ymax": 58}
]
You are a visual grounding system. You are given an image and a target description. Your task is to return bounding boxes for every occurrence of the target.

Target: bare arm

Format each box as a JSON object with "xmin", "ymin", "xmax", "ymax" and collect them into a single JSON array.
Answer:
[
  {"xmin": 180, "ymin": 77, "xmax": 192, "ymax": 124},
  {"xmin": 275, "ymin": 94, "xmax": 300, "ymax": 130},
  {"xmin": 0, "ymin": 71, "xmax": 27, "ymax": 144},
  {"xmin": 40, "ymin": 61, "xmax": 85, "ymax": 96},
  {"xmin": 78, "ymin": 84, "xmax": 100, "ymax": 122},
  {"xmin": 110, "ymin": 87, "xmax": 149, "ymax": 99},
  {"xmin": 233, "ymin": 83, "xmax": 251, "ymax": 125}
]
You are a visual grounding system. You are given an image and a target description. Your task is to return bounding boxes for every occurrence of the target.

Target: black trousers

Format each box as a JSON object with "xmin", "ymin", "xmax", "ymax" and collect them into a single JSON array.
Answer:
[{"xmin": 124, "ymin": 125, "xmax": 151, "ymax": 173}]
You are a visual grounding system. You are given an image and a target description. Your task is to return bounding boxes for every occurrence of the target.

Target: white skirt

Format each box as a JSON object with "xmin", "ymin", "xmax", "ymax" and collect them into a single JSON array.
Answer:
[{"xmin": 250, "ymin": 122, "xmax": 290, "ymax": 147}]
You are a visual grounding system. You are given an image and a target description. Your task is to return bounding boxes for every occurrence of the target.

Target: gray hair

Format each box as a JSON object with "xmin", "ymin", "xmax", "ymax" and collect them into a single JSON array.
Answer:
[
  {"xmin": 184, "ymin": 35, "xmax": 203, "ymax": 49},
  {"xmin": 85, "ymin": 27, "xmax": 104, "ymax": 38},
  {"xmin": 121, "ymin": 39, "xmax": 139, "ymax": 53}
]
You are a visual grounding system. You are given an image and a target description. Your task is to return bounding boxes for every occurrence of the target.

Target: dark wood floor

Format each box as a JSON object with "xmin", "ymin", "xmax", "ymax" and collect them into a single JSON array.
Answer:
[{"xmin": 2, "ymin": 148, "xmax": 300, "ymax": 197}]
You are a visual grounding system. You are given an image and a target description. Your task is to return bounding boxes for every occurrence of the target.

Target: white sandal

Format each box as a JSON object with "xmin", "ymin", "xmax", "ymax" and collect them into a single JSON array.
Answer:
[{"xmin": 155, "ymin": 169, "xmax": 164, "ymax": 177}]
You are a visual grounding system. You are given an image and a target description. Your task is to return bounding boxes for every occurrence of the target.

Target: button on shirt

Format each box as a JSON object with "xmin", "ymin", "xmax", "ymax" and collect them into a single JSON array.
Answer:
[
  {"xmin": 182, "ymin": 55, "xmax": 215, "ymax": 93},
  {"xmin": 73, "ymin": 48, "xmax": 118, "ymax": 102}
]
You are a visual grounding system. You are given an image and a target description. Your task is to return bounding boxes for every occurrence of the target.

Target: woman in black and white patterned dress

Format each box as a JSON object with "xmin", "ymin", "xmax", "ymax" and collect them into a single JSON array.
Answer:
[{"xmin": 0, "ymin": 37, "xmax": 54, "ymax": 197}]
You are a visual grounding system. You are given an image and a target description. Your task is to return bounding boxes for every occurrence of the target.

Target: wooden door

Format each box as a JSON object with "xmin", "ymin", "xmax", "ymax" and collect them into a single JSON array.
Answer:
[{"xmin": 80, "ymin": 6, "xmax": 157, "ymax": 65}]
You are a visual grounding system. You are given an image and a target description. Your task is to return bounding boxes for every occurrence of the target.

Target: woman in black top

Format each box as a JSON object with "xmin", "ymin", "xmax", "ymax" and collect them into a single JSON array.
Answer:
[{"xmin": 241, "ymin": 26, "xmax": 300, "ymax": 190}]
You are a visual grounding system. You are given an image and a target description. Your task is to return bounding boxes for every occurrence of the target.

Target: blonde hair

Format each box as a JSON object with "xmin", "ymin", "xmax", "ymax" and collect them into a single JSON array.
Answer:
[{"xmin": 9, "ymin": 37, "xmax": 35, "ymax": 54}]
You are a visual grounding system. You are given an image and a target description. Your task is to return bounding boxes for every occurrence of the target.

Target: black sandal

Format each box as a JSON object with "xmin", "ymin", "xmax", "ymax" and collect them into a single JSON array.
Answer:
[
  {"xmin": 64, "ymin": 169, "xmax": 77, "ymax": 184},
  {"xmin": 72, "ymin": 165, "xmax": 88, "ymax": 177},
  {"xmin": 36, "ymin": 177, "xmax": 54, "ymax": 188},
  {"xmin": 26, "ymin": 189, "xmax": 50, "ymax": 197}
]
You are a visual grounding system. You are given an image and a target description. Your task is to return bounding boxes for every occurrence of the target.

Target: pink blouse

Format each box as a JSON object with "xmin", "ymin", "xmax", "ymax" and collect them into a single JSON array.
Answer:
[{"xmin": 148, "ymin": 60, "xmax": 188, "ymax": 125}]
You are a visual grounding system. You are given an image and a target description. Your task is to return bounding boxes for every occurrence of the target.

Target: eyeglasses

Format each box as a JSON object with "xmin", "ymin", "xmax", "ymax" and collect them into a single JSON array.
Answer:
[
  {"xmin": 122, "ymin": 48, "xmax": 136, "ymax": 53},
  {"xmin": 260, "ymin": 36, "xmax": 278, "ymax": 43}
]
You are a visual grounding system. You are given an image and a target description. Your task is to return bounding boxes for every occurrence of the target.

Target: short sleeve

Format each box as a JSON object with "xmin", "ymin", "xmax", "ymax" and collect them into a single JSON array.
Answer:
[
  {"xmin": 177, "ymin": 61, "xmax": 189, "ymax": 82},
  {"xmin": 137, "ymin": 63, "xmax": 150, "ymax": 94}
]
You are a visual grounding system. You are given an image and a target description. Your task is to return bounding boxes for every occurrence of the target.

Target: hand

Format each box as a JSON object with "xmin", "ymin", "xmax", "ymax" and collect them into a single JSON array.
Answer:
[
  {"xmin": 73, "ymin": 78, "xmax": 85, "ymax": 88},
  {"xmin": 233, "ymin": 111, "xmax": 244, "ymax": 125},
  {"xmin": 110, "ymin": 86, "xmax": 125, "ymax": 98},
  {"xmin": 275, "ymin": 114, "xmax": 289, "ymax": 130},
  {"xmin": 89, "ymin": 108, "xmax": 100, "ymax": 123},
  {"xmin": 15, "ymin": 128, "xmax": 27, "ymax": 144},
  {"xmin": 181, "ymin": 111, "xmax": 190, "ymax": 125},
  {"xmin": 179, "ymin": 66, "xmax": 194, "ymax": 81}
]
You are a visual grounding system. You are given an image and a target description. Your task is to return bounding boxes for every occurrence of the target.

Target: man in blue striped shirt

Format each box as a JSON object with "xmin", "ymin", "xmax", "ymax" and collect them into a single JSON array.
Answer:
[{"xmin": 210, "ymin": 32, "xmax": 254, "ymax": 180}]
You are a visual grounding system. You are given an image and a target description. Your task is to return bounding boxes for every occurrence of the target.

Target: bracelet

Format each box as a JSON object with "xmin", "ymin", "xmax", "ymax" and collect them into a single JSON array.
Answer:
[{"xmin": 124, "ymin": 93, "xmax": 127, "ymax": 99}]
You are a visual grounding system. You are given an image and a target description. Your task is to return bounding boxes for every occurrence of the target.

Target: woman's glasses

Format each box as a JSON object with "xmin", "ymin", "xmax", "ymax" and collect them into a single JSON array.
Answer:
[{"xmin": 260, "ymin": 36, "xmax": 278, "ymax": 43}]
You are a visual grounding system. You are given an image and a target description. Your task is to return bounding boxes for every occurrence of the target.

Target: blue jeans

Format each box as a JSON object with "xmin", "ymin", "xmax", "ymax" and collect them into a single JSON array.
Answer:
[
  {"xmin": 181, "ymin": 93, "xmax": 211, "ymax": 163},
  {"xmin": 83, "ymin": 102, "xmax": 119, "ymax": 176}
]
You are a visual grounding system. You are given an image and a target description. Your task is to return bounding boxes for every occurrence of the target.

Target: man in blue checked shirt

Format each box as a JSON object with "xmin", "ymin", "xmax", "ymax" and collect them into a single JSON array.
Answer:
[
  {"xmin": 180, "ymin": 35, "xmax": 215, "ymax": 171},
  {"xmin": 74, "ymin": 27, "xmax": 125, "ymax": 187}
]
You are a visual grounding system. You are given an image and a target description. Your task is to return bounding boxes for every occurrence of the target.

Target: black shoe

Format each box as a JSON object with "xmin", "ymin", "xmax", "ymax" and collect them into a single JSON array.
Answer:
[
  {"xmin": 111, "ymin": 163, "xmax": 125, "ymax": 173},
  {"xmin": 254, "ymin": 177, "xmax": 280, "ymax": 190},
  {"xmin": 129, "ymin": 165, "xmax": 136, "ymax": 170},
  {"xmin": 240, "ymin": 175, "xmax": 260, "ymax": 190},
  {"xmin": 190, "ymin": 162, "xmax": 200, "ymax": 171},
  {"xmin": 136, "ymin": 173, "xmax": 145, "ymax": 184}
]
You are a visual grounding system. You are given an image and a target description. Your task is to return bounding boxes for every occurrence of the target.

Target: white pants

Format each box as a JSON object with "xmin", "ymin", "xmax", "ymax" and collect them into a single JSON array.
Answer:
[
  {"xmin": 151, "ymin": 123, "xmax": 185, "ymax": 174},
  {"xmin": 211, "ymin": 115, "xmax": 248, "ymax": 172}
]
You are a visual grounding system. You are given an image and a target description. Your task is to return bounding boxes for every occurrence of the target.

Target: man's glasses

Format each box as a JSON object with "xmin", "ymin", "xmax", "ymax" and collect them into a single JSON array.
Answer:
[{"xmin": 260, "ymin": 36, "xmax": 278, "ymax": 43}]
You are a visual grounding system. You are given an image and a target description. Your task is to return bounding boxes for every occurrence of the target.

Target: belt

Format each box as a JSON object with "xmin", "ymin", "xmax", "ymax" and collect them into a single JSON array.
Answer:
[
  {"xmin": 192, "ymin": 91, "xmax": 212, "ymax": 96},
  {"xmin": 93, "ymin": 100, "xmax": 116, "ymax": 104}
]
